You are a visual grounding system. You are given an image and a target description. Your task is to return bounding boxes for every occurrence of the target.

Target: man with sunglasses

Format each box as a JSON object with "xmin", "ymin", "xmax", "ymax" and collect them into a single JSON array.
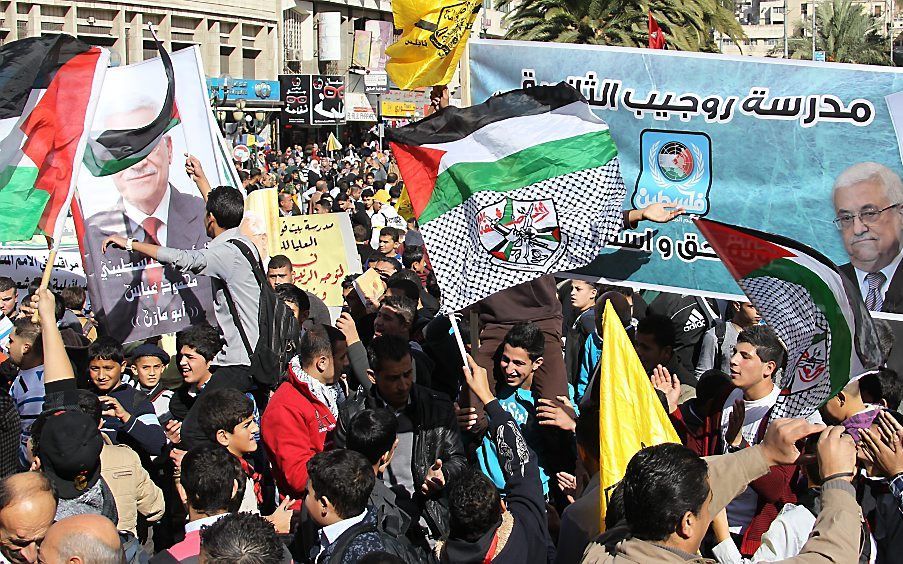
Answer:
[{"xmin": 832, "ymin": 162, "xmax": 903, "ymax": 314}]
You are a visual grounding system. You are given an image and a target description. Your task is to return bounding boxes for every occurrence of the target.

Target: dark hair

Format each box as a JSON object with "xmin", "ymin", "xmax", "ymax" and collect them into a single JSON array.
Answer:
[
  {"xmin": 386, "ymin": 173, "xmax": 398, "ymax": 184},
  {"xmin": 594, "ymin": 291, "xmax": 632, "ymax": 330},
  {"xmin": 316, "ymin": 198, "xmax": 332, "ymax": 212},
  {"xmin": 401, "ymin": 245, "xmax": 424, "ymax": 268},
  {"xmin": 274, "ymin": 283, "xmax": 310, "ymax": 313},
  {"xmin": 361, "ymin": 188, "xmax": 375, "ymax": 198},
  {"xmin": 353, "ymin": 223, "xmax": 370, "ymax": 242},
  {"xmin": 575, "ymin": 404, "xmax": 600, "ymax": 461},
  {"xmin": 307, "ymin": 449, "xmax": 374, "ymax": 519},
  {"xmin": 636, "ymin": 314, "xmax": 675, "ymax": 349},
  {"xmin": 267, "ymin": 255, "xmax": 292, "ymax": 271},
  {"xmin": 181, "ymin": 446, "xmax": 244, "ymax": 514},
  {"xmin": 371, "ymin": 256, "xmax": 402, "ymax": 273},
  {"xmin": 0, "ymin": 277, "xmax": 15, "ymax": 293},
  {"xmin": 604, "ymin": 481, "xmax": 626, "ymax": 530},
  {"xmin": 198, "ymin": 389, "xmax": 254, "ymax": 442},
  {"xmin": 87, "ymin": 335, "xmax": 124, "ymax": 364},
  {"xmin": 12, "ymin": 318, "xmax": 41, "ymax": 350},
  {"xmin": 379, "ymin": 295, "xmax": 416, "ymax": 327},
  {"xmin": 386, "ymin": 272, "xmax": 421, "ymax": 303},
  {"xmin": 346, "ymin": 409, "xmax": 398, "ymax": 466},
  {"xmin": 298, "ymin": 325, "xmax": 332, "ymax": 367},
  {"xmin": 60, "ymin": 286, "xmax": 86, "ymax": 311},
  {"xmin": 860, "ymin": 367, "xmax": 903, "ymax": 410},
  {"xmin": 622, "ymin": 443, "xmax": 710, "ymax": 541},
  {"xmin": 389, "ymin": 185, "xmax": 402, "ymax": 199},
  {"xmin": 502, "ymin": 322, "xmax": 544, "ymax": 361},
  {"xmin": 206, "ymin": 185, "xmax": 245, "ymax": 229},
  {"xmin": 696, "ymin": 369, "xmax": 732, "ymax": 406},
  {"xmin": 200, "ymin": 512, "xmax": 284, "ymax": 564},
  {"xmin": 379, "ymin": 227, "xmax": 400, "ymax": 243},
  {"xmin": 323, "ymin": 324, "xmax": 347, "ymax": 351},
  {"xmin": 448, "ymin": 469, "xmax": 502, "ymax": 543},
  {"xmin": 177, "ymin": 323, "xmax": 223, "ymax": 362},
  {"xmin": 736, "ymin": 324, "xmax": 785, "ymax": 369},
  {"xmin": 367, "ymin": 334, "xmax": 411, "ymax": 374}
]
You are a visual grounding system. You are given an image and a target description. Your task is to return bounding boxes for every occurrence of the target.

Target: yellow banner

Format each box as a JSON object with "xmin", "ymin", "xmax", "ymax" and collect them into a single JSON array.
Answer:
[
  {"xmin": 381, "ymin": 100, "xmax": 419, "ymax": 117},
  {"xmin": 279, "ymin": 213, "xmax": 362, "ymax": 307},
  {"xmin": 385, "ymin": 0, "xmax": 481, "ymax": 90},
  {"xmin": 243, "ymin": 188, "xmax": 281, "ymax": 259}
]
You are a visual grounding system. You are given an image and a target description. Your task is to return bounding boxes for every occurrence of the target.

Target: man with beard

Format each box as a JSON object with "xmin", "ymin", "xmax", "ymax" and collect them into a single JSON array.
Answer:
[{"xmin": 80, "ymin": 101, "xmax": 210, "ymax": 341}]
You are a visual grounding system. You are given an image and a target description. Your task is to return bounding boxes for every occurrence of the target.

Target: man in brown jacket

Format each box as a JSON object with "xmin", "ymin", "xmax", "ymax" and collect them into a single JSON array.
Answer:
[{"xmin": 582, "ymin": 419, "xmax": 860, "ymax": 563}]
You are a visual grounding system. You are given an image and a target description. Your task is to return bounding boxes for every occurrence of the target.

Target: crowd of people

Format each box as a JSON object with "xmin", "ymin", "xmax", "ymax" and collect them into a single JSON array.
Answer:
[{"xmin": 0, "ymin": 136, "xmax": 897, "ymax": 564}]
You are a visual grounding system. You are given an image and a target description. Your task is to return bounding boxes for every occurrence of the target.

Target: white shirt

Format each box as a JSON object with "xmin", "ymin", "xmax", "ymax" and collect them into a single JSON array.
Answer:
[
  {"xmin": 721, "ymin": 385, "xmax": 781, "ymax": 533},
  {"xmin": 712, "ymin": 503, "xmax": 816, "ymax": 564},
  {"xmin": 185, "ymin": 512, "xmax": 228, "ymax": 534},
  {"xmin": 317, "ymin": 510, "xmax": 367, "ymax": 559},
  {"xmin": 854, "ymin": 247, "xmax": 903, "ymax": 306},
  {"xmin": 122, "ymin": 186, "xmax": 171, "ymax": 246}
]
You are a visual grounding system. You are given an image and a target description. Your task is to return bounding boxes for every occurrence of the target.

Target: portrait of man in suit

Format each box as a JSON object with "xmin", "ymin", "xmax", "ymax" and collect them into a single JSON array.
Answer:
[
  {"xmin": 79, "ymin": 100, "xmax": 212, "ymax": 341},
  {"xmin": 832, "ymin": 161, "xmax": 903, "ymax": 315}
]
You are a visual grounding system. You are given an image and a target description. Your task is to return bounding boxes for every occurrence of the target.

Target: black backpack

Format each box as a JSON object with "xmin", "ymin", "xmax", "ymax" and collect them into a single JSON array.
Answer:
[
  {"xmin": 220, "ymin": 239, "xmax": 300, "ymax": 390},
  {"xmin": 325, "ymin": 520, "xmax": 435, "ymax": 564}
]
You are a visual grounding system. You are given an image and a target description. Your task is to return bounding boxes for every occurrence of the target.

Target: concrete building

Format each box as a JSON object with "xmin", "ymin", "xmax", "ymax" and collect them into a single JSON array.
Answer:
[{"xmin": 0, "ymin": 0, "xmax": 281, "ymax": 79}]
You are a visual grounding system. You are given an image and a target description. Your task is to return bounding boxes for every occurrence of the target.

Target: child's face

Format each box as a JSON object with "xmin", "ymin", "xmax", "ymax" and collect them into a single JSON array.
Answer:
[
  {"xmin": 133, "ymin": 355, "xmax": 165, "ymax": 389},
  {"xmin": 89, "ymin": 358, "xmax": 125, "ymax": 392},
  {"xmin": 223, "ymin": 414, "xmax": 258, "ymax": 456},
  {"xmin": 179, "ymin": 345, "xmax": 211, "ymax": 386}
]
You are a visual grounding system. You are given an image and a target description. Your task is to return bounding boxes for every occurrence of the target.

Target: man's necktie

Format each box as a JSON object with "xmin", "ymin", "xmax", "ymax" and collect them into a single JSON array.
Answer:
[
  {"xmin": 865, "ymin": 271, "xmax": 887, "ymax": 311},
  {"xmin": 141, "ymin": 218, "xmax": 163, "ymax": 302}
]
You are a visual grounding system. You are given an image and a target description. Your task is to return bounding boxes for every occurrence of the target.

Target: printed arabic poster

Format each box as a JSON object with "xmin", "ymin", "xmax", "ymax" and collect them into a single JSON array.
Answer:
[
  {"xmin": 310, "ymin": 75, "xmax": 346, "ymax": 125},
  {"xmin": 468, "ymin": 39, "xmax": 903, "ymax": 315},
  {"xmin": 0, "ymin": 216, "xmax": 86, "ymax": 295},
  {"xmin": 280, "ymin": 75, "xmax": 312, "ymax": 126},
  {"xmin": 279, "ymin": 213, "xmax": 361, "ymax": 307},
  {"xmin": 73, "ymin": 47, "xmax": 228, "ymax": 343}
]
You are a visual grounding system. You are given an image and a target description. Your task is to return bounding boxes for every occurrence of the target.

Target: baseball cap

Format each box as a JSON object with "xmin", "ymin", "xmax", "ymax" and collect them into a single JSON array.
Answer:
[
  {"xmin": 130, "ymin": 343, "xmax": 171, "ymax": 366},
  {"xmin": 373, "ymin": 190, "xmax": 390, "ymax": 204},
  {"xmin": 38, "ymin": 410, "xmax": 103, "ymax": 500}
]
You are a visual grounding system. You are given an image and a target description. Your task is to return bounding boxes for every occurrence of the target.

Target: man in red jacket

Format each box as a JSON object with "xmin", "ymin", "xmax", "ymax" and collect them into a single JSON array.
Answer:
[{"xmin": 261, "ymin": 326, "xmax": 338, "ymax": 505}]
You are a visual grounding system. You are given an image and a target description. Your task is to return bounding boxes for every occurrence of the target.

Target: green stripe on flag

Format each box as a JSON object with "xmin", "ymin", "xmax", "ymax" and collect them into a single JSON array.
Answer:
[
  {"xmin": 747, "ymin": 258, "xmax": 853, "ymax": 403},
  {"xmin": 82, "ymin": 117, "xmax": 180, "ymax": 177},
  {"xmin": 420, "ymin": 129, "xmax": 617, "ymax": 224},
  {"xmin": 0, "ymin": 165, "xmax": 50, "ymax": 242}
]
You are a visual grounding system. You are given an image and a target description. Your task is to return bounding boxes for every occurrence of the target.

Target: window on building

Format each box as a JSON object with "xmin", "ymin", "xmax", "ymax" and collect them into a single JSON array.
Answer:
[{"xmin": 242, "ymin": 53, "xmax": 257, "ymax": 79}]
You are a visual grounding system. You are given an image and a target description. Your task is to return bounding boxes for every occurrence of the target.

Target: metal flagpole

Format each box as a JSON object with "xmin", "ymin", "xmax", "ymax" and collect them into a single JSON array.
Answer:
[
  {"xmin": 784, "ymin": 0, "xmax": 789, "ymax": 58},
  {"xmin": 812, "ymin": 0, "xmax": 817, "ymax": 60}
]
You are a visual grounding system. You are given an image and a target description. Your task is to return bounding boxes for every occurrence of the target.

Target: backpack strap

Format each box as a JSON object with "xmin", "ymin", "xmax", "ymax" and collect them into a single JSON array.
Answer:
[
  {"xmin": 227, "ymin": 239, "xmax": 267, "ymax": 288},
  {"xmin": 325, "ymin": 521, "xmax": 379, "ymax": 564},
  {"xmin": 214, "ymin": 239, "xmax": 263, "ymax": 359}
]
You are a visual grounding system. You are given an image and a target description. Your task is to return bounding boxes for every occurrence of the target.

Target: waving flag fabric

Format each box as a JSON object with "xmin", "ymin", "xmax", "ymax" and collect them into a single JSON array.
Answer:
[
  {"xmin": 82, "ymin": 39, "xmax": 179, "ymax": 177},
  {"xmin": 0, "ymin": 35, "xmax": 108, "ymax": 242},
  {"xmin": 695, "ymin": 218, "xmax": 883, "ymax": 419},
  {"xmin": 387, "ymin": 83, "xmax": 627, "ymax": 312}
]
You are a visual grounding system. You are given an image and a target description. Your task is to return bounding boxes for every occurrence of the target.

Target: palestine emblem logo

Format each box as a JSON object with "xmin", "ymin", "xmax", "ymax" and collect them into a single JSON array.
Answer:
[
  {"xmin": 632, "ymin": 129, "xmax": 712, "ymax": 216},
  {"xmin": 476, "ymin": 197, "xmax": 566, "ymax": 272},
  {"xmin": 428, "ymin": 0, "xmax": 481, "ymax": 57},
  {"xmin": 790, "ymin": 331, "xmax": 831, "ymax": 393}
]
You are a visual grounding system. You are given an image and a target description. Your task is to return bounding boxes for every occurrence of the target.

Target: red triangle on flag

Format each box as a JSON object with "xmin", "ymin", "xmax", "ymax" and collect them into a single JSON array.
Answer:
[
  {"xmin": 695, "ymin": 218, "xmax": 796, "ymax": 279},
  {"xmin": 390, "ymin": 142, "xmax": 446, "ymax": 219},
  {"xmin": 648, "ymin": 12, "xmax": 666, "ymax": 49}
]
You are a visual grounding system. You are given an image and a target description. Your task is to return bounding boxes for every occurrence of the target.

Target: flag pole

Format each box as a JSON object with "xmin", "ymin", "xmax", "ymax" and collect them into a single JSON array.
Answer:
[{"xmin": 448, "ymin": 312, "xmax": 468, "ymax": 365}]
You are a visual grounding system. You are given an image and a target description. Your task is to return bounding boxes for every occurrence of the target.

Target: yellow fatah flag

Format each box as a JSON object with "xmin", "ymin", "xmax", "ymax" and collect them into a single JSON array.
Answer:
[
  {"xmin": 396, "ymin": 185, "xmax": 415, "ymax": 221},
  {"xmin": 385, "ymin": 0, "xmax": 482, "ymax": 90},
  {"xmin": 598, "ymin": 300, "xmax": 681, "ymax": 528}
]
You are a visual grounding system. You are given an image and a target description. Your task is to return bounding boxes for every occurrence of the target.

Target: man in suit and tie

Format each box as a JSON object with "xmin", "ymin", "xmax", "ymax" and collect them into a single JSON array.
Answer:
[
  {"xmin": 832, "ymin": 162, "xmax": 903, "ymax": 314},
  {"xmin": 80, "ymin": 102, "xmax": 211, "ymax": 341}
]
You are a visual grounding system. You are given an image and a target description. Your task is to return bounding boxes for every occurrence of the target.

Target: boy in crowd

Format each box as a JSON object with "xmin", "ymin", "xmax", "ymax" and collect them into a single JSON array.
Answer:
[
  {"xmin": 376, "ymin": 228, "xmax": 403, "ymax": 263},
  {"xmin": 87, "ymin": 336, "xmax": 166, "ymax": 459},
  {"xmin": 129, "ymin": 343, "xmax": 173, "ymax": 423},
  {"xmin": 456, "ymin": 322, "xmax": 552, "ymax": 496}
]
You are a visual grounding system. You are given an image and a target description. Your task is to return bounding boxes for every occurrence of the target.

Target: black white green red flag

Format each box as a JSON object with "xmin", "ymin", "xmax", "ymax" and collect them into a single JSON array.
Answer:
[
  {"xmin": 0, "ymin": 35, "xmax": 108, "ymax": 243},
  {"xmin": 695, "ymin": 218, "xmax": 883, "ymax": 419},
  {"xmin": 387, "ymin": 83, "xmax": 627, "ymax": 312}
]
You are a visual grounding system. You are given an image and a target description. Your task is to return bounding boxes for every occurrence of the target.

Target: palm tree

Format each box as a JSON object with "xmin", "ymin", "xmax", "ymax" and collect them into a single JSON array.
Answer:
[
  {"xmin": 498, "ymin": 0, "xmax": 746, "ymax": 52},
  {"xmin": 772, "ymin": 0, "xmax": 890, "ymax": 65}
]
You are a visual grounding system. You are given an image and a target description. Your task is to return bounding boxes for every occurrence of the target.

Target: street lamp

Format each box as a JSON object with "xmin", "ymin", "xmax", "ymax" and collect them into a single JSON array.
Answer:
[{"xmin": 211, "ymin": 74, "xmax": 233, "ymax": 132}]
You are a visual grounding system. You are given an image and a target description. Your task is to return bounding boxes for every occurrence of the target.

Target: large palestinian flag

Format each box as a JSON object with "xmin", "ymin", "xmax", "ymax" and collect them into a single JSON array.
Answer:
[
  {"xmin": 0, "ymin": 35, "xmax": 108, "ymax": 243},
  {"xmin": 387, "ymin": 83, "xmax": 627, "ymax": 312},
  {"xmin": 82, "ymin": 39, "xmax": 179, "ymax": 177},
  {"xmin": 695, "ymin": 218, "xmax": 883, "ymax": 419}
]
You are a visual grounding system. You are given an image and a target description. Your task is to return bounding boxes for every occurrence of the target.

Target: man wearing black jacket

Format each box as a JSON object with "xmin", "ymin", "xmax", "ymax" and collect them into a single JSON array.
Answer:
[
  {"xmin": 437, "ymin": 354, "xmax": 554, "ymax": 563},
  {"xmin": 332, "ymin": 335, "xmax": 466, "ymax": 540}
]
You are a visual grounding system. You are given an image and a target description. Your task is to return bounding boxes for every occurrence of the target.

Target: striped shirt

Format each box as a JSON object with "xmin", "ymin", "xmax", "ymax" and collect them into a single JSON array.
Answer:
[{"xmin": 11, "ymin": 365, "xmax": 44, "ymax": 463}]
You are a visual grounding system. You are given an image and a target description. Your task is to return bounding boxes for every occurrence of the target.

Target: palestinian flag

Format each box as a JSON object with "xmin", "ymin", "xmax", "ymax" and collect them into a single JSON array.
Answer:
[
  {"xmin": 695, "ymin": 218, "xmax": 883, "ymax": 419},
  {"xmin": 0, "ymin": 35, "xmax": 108, "ymax": 243},
  {"xmin": 387, "ymin": 83, "xmax": 627, "ymax": 312},
  {"xmin": 82, "ymin": 39, "xmax": 179, "ymax": 177}
]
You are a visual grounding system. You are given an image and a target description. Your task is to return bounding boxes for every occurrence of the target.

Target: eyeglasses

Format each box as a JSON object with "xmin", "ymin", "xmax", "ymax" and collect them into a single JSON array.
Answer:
[{"xmin": 833, "ymin": 203, "xmax": 902, "ymax": 230}]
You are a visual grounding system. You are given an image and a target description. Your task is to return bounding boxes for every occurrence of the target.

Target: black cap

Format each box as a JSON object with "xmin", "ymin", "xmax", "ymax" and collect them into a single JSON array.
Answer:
[
  {"xmin": 38, "ymin": 410, "xmax": 103, "ymax": 500},
  {"xmin": 129, "ymin": 343, "xmax": 170, "ymax": 366}
]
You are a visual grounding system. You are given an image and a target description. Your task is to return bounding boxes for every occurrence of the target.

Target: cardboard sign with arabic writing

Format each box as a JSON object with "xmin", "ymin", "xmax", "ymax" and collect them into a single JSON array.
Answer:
[{"xmin": 279, "ymin": 213, "xmax": 362, "ymax": 307}]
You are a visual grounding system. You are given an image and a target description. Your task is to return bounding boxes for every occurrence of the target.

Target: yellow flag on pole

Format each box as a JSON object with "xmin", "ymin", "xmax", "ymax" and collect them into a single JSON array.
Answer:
[
  {"xmin": 385, "ymin": 0, "xmax": 482, "ymax": 90},
  {"xmin": 598, "ymin": 300, "xmax": 681, "ymax": 528}
]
